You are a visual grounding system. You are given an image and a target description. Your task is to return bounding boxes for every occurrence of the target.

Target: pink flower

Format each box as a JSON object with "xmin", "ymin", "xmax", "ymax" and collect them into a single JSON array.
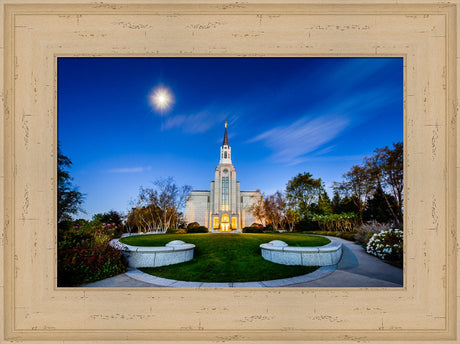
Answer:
[
  {"xmin": 112, "ymin": 223, "xmax": 115, "ymax": 225},
  {"xmin": 102, "ymin": 223, "xmax": 106, "ymax": 226}
]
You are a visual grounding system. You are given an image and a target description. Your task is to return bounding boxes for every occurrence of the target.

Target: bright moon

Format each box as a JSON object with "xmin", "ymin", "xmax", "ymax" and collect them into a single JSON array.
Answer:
[{"xmin": 150, "ymin": 88, "xmax": 173, "ymax": 112}]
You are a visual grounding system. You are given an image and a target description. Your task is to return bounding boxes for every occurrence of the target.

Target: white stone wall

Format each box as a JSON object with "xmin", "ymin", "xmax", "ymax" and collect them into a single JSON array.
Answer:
[
  {"xmin": 241, "ymin": 191, "xmax": 261, "ymax": 227},
  {"xmin": 184, "ymin": 191, "xmax": 210, "ymax": 227},
  {"xmin": 260, "ymin": 239, "xmax": 343, "ymax": 266}
]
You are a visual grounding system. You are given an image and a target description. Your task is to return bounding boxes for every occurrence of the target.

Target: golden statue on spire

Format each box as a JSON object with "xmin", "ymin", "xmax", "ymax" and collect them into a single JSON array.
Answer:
[{"xmin": 225, "ymin": 120, "xmax": 227, "ymax": 129}]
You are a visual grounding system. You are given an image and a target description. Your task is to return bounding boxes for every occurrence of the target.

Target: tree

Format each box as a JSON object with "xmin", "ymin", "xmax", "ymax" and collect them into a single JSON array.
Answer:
[
  {"xmin": 58, "ymin": 145, "xmax": 84, "ymax": 223},
  {"xmin": 333, "ymin": 165, "xmax": 374, "ymax": 219},
  {"xmin": 262, "ymin": 191, "xmax": 286, "ymax": 231},
  {"xmin": 92, "ymin": 210, "xmax": 123, "ymax": 227},
  {"xmin": 312, "ymin": 190, "xmax": 332, "ymax": 215},
  {"xmin": 363, "ymin": 185, "xmax": 398, "ymax": 224},
  {"xmin": 248, "ymin": 191, "xmax": 265, "ymax": 226},
  {"xmin": 130, "ymin": 177, "xmax": 191, "ymax": 233},
  {"xmin": 285, "ymin": 208, "xmax": 300, "ymax": 232},
  {"xmin": 365, "ymin": 142, "xmax": 403, "ymax": 226},
  {"xmin": 285, "ymin": 172, "xmax": 325, "ymax": 219}
]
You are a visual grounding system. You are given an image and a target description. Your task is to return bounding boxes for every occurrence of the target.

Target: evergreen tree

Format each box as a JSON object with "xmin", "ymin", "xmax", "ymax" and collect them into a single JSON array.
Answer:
[
  {"xmin": 363, "ymin": 185, "xmax": 398, "ymax": 224},
  {"xmin": 58, "ymin": 145, "xmax": 84, "ymax": 223}
]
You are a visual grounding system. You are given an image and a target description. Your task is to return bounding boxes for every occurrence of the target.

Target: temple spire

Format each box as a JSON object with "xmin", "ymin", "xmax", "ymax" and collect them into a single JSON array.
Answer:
[{"xmin": 223, "ymin": 121, "xmax": 229, "ymax": 146}]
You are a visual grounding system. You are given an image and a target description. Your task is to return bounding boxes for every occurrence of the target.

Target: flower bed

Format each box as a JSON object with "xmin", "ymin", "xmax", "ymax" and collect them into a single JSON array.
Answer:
[{"xmin": 366, "ymin": 228, "xmax": 403, "ymax": 261}]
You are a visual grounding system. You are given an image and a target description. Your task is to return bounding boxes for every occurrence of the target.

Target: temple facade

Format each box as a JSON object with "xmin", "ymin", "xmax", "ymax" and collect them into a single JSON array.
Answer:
[{"xmin": 184, "ymin": 122, "xmax": 261, "ymax": 232}]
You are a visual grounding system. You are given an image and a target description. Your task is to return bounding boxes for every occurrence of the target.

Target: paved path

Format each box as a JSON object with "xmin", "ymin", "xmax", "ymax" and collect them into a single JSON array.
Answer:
[
  {"xmin": 81, "ymin": 237, "xmax": 403, "ymax": 288},
  {"xmin": 282, "ymin": 237, "xmax": 403, "ymax": 287}
]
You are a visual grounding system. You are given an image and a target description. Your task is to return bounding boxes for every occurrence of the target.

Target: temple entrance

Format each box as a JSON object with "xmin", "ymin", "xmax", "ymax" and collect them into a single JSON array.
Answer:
[{"xmin": 220, "ymin": 214, "xmax": 230, "ymax": 232}]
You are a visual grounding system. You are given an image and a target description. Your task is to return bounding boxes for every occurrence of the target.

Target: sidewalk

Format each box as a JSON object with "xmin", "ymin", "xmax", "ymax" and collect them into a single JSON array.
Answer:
[{"xmin": 81, "ymin": 237, "xmax": 403, "ymax": 288}]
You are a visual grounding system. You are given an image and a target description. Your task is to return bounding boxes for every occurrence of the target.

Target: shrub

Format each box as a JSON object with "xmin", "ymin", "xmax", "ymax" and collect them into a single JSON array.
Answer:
[
  {"xmin": 57, "ymin": 222, "xmax": 127, "ymax": 286},
  {"xmin": 187, "ymin": 222, "xmax": 200, "ymax": 230},
  {"xmin": 312, "ymin": 212, "xmax": 361, "ymax": 232},
  {"xmin": 58, "ymin": 245, "xmax": 126, "ymax": 286},
  {"xmin": 187, "ymin": 226, "xmax": 208, "ymax": 233},
  {"xmin": 295, "ymin": 218, "xmax": 320, "ymax": 232},
  {"xmin": 243, "ymin": 226, "xmax": 264, "ymax": 233},
  {"xmin": 166, "ymin": 228, "xmax": 187, "ymax": 234},
  {"xmin": 58, "ymin": 227, "xmax": 93, "ymax": 250},
  {"xmin": 354, "ymin": 221, "xmax": 390, "ymax": 246},
  {"xmin": 366, "ymin": 228, "xmax": 403, "ymax": 261}
]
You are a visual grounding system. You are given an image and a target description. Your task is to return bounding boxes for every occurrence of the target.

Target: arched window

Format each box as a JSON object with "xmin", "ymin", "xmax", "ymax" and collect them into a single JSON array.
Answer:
[
  {"xmin": 224, "ymin": 151, "xmax": 227, "ymax": 159},
  {"xmin": 221, "ymin": 176, "xmax": 229, "ymax": 210}
]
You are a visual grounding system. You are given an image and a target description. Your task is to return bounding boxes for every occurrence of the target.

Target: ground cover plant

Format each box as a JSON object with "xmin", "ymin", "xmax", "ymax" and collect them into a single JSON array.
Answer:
[{"xmin": 120, "ymin": 233, "xmax": 329, "ymax": 282}]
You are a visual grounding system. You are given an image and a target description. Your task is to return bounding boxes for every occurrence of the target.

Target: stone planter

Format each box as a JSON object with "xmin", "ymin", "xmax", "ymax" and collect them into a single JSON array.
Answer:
[
  {"xmin": 260, "ymin": 238, "xmax": 342, "ymax": 266},
  {"xmin": 110, "ymin": 239, "xmax": 195, "ymax": 268}
]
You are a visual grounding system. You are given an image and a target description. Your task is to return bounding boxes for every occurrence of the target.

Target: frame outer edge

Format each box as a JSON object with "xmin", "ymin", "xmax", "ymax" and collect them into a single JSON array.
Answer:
[{"xmin": 0, "ymin": 1, "xmax": 459, "ymax": 343}]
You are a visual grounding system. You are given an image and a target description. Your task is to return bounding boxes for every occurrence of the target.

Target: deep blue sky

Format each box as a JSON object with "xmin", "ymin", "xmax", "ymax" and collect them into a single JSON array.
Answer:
[{"xmin": 58, "ymin": 57, "xmax": 403, "ymax": 220}]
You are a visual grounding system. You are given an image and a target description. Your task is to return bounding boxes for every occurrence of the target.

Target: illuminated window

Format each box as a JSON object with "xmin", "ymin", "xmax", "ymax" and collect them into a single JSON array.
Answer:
[
  {"xmin": 231, "ymin": 217, "xmax": 237, "ymax": 229},
  {"xmin": 213, "ymin": 217, "xmax": 219, "ymax": 229},
  {"xmin": 221, "ymin": 176, "xmax": 229, "ymax": 211}
]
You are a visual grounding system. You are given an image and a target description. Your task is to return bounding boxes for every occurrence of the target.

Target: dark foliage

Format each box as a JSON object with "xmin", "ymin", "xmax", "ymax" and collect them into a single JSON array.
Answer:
[
  {"xmin": 58, "ymin": 145, "xmax": 85, "ymax": 223},
  {"xmin": 363, "ymin": 186, "xmax": 398, "ymax": 224},
  {"xmin": 187, "ymin": 222, "xmax": 200, "ymax": 229},
  {"xmin": 57, "ymin": 222, "xmax": 127, "ymax": 286},
  {"xmin": 294, "ymin": 218, "xmax": 321, "ymax": 232},
  {"xmin": 242, "ymin": 226, "xmax": 264, "ymax": 233},
  {"xmin": 58, "ymin": 245, "xmax": 126, "ymax": 287},
  {"xmin": 186, "ymin": 226, "xmax": 208, "ymax": 233}
]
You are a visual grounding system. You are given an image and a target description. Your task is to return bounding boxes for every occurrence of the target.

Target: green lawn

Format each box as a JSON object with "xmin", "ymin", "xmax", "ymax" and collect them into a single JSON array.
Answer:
[{"xmin": 120, "ymin": 233, "xmax": 330, "ymax": 282}]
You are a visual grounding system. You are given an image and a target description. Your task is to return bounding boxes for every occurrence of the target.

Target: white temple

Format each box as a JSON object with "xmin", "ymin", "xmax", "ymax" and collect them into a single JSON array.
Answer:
[{"xmin": 185, "ymin": 122, "xmax": 261, "ymax": 232}]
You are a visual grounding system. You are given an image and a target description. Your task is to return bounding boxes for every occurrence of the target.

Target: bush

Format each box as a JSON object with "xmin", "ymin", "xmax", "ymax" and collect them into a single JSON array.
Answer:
[
  {"xmin": 295, "ymin": 218, "xmax": 320, "ymax": 232},
  {"xmin": 187, "ymin": 222, "xmax": 200, "ymax": 229},
  {"xmin": 58, "ymin": 227, "xmax": 93, "ymax": 250},
  {"xmin": 58, "ymin": 245, "xmax": 126, "ymax": 286},
  {"xmin": 366, "ymin": 228, "xmax": 403, "ymax": 262},
  {"xmin": 187, "ymin": 226, "xmax": 208, "ymax": 233},
  {"xmin": 57, "ymin": 222, "xmax": 127, "ymax": 286},
  {"xmin": 312, "ymin": 212, "xmax": 361, "ymax": 232},
  {"xmin": 166, "ymin": 228, "xmax": 187, "ymax": 234},
  {"xmin": 243, "ymin": 226, "xmax": 264, "ymax": 233},
  {"xmin": 354, "ymin": 221, "xmax": 390, "ymax": 246}
]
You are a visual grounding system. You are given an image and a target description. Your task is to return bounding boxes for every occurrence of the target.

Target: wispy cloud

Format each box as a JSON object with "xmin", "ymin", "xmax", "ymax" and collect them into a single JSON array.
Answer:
[
  {"xmin": 249, "ymin": 114, "xmax": 349, "ymax": 165},
  {"xmin": 162, "ymin": 109, "xmax": 239, "ymax": 134},
  {"xmin": 106, "ymin": 166, "xmax": 151, "ymax": 173}
]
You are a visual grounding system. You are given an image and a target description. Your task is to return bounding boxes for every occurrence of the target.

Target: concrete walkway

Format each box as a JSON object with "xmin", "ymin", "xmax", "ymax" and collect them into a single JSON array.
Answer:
[{"xmin": 81, "ymin": 237, "xmax": 403, "ymax": 288}]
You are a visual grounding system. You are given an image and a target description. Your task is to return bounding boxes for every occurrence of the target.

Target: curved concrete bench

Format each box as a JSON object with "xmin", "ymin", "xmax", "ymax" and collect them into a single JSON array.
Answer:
[
  {"xmin": 110, "ymin": 239, "xmax": 195, "ymax": 268},
  {"xmin": 260, "ymin": 238, "xmax": 342, "ymax": 266}
]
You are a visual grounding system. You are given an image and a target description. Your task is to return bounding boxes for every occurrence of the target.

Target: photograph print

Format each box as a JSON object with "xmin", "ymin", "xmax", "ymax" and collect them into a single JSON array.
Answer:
[{"xmin": 57, "ymin": 57, "xmax": 403, "ymax": 288}]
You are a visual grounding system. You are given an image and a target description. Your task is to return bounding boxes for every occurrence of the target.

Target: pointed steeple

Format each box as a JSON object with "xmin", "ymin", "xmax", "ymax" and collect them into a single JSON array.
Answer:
[
  {"xmin": 219, "ymin": 121, "xmax": 232, "ymax": 164},
  {"xmin": 223, "ymin": 121, "xmax": 229, "ymax": 146}
]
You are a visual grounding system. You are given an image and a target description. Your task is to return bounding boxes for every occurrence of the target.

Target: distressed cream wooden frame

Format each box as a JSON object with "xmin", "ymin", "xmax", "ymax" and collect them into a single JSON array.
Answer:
[{"xmin": 0, "ymin": 1, "xmax": 458, "ymax": 343}]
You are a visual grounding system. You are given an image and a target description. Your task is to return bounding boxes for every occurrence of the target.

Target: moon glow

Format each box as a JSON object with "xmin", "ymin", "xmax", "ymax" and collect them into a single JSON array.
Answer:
[{"xmin": 150, "ymin": 87, "xmax": 173, "ymax": 112}]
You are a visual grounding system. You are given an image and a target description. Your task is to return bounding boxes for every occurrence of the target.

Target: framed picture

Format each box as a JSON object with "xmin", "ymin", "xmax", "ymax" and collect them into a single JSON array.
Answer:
[
  {"xmin": 1, "ymin": 1, "xmax": 458, "ymax": 343},
  {"xmin": 56, "ymin": 56, "xmax": 404, "ymax": 289}
]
